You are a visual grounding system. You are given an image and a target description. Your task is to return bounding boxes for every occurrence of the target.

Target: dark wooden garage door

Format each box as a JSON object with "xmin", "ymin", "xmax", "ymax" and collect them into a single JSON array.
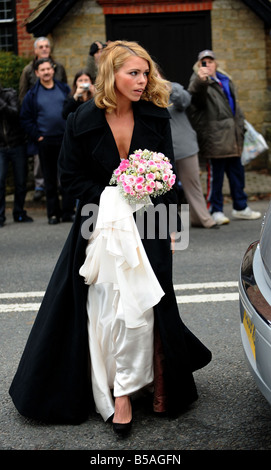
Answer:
[{"xmin": 106, "ymin": 11, "xmax": 212, "ymax": 88}]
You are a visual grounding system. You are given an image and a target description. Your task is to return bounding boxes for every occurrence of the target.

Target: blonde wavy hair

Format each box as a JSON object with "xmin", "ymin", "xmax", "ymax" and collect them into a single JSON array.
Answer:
[{"xmin": 94, "ymin": 40, "xmax": 170, "ymax": 112}]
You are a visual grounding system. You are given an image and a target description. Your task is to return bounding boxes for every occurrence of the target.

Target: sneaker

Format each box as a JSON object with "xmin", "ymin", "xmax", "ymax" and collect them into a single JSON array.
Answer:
[
  {"xmin": 48, "ymin": 216, "xmax": 59, "ymax": 225},
  {"xmin": 232, "ymin": 206, "xmax": 261, "ymax": 220},
  {"xmin": 212, "ymin": 212, "xmax": 230, "ymax": 225},
  {"xmin": 14, "ymin": 215, "xmax": 33, "ymax": 223},
  {"xmin": 33, "ymin": 188, "xmax": 45, "ymax": 201}
]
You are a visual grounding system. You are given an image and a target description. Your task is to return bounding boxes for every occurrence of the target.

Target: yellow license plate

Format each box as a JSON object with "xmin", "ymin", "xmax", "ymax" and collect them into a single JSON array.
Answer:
[{"xmin": 243, "ymin": 310, "xmax": 256, "ymax": 359}]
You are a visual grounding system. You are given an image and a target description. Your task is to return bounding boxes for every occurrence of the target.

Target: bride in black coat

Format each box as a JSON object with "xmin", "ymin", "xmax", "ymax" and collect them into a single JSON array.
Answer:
[{"xmin": 9, "ymin": 40, "xmax": 211, "ymax": 436}]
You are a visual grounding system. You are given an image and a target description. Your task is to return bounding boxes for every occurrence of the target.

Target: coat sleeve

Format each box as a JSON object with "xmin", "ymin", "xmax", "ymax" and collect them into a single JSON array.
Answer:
[
  {"xmin": 170, "ymin": 82, "xmax": 191, "ymax": 111},
  {"xmin": 18, "ymin": 64, "xmax": 30, "ymax": 104},
  {"xmin": 20, "ymin": 92, "xmax": 40, "ymax": 142},
  {"xmin": 58, "ymin": 113, "xmax": 105, "ymax": 204},
  {"xmin": 0, "ymin": 89, "xmax": 20, "ymax": 117},
  {"xmin": 188, "ymin": 73, "xmax": 209, "ymax": 109},
  {"xmin": 62, "ymin": 96, "xmax": 81, "ymax": 119}
]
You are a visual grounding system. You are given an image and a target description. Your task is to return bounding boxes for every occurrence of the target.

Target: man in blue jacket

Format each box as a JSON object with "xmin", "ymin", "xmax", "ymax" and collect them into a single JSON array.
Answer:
[{"xmin": 21, "ymin": 58, "xmax": 74, "ymax": 224}]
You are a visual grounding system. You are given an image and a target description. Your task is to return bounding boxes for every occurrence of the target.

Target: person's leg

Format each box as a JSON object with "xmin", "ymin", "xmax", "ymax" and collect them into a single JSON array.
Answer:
[
  {"xmin": 226, "ymin": 157, "xmax": 261, "ymax": 220},
  {"xmin": 206, "ymin": 158, "xmax": 230, "ymax": 225},
  {"xmin": 33, "ymin": 154, "xmax": 45, "ymax": 201},
  {"xmin": 225, "ymin": 157, "xmax": 247, "ymax": 210},
  {"xmin": 61, "ymin": 187, "xmax": 75, "ymax": 222},
  {"xmin": 176, "ymin": 155, "xmax": 216, "ymax": 228},
  {"xmin": 11, "ymin": 145, "xmax": 29, "ymax": 221},
  {"xmin": 38, "ymin": 140, "xmax": 61, "ymax": 221},
  {"xmin": 0, "ymin": 149, "xmax": 9, "ymax": 225},
  {"xmin": 86, "ymin": 283, "xmax": 154, "ymax": 423},
  {"xmin": 206, "ymin": 158, "xmax": 225, "ymax": 213},
  {"xmin": 112, "ymin": 305, "xmax": 153, "ymax": 427}
]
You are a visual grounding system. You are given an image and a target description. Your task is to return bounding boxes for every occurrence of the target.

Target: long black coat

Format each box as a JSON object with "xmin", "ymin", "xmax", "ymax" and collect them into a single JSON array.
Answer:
[{"xmin": 9, "ymin": 99, "xmax": 211, "ymax": 424}]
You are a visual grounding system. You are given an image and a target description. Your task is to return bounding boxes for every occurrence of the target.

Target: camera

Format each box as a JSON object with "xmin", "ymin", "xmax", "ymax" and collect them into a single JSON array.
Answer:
[
  {"xmin": 81, "ymin": 83, "xmax": 90, "ymax": 90},
  {"xmin": 89, "ymin": 42, "xmax": 107, "ymax": 56},
  {"xmin": 202, "ymin": 61, "xmax": 207, "ymax": 67}
]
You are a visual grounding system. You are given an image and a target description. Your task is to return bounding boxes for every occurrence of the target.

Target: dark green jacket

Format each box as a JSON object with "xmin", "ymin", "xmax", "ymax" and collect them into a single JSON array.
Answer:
[{"xmin": 188, "ymin": 68, "xmax": 245, "ymax": 159}]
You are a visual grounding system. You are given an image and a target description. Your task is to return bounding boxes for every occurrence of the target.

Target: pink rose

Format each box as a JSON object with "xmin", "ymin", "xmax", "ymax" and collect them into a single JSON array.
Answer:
[
  {"xmin": 136, "ymin": 176, "xmax": 144, "ymax": 184},
  {"xmin": 126, "ymin": 175, "xmax": 136, "ymax": 185},
  {"xmin": 138, "ymin": 165, "xmax": 146, "ymax": 173},
  {"xmin": 135, "ymin": 183, "xmax": 144, "ymax": 192},
  {"xmin": 124, "ymin": 185, "xmax": 132, "ymax": 194},
  {"xmin": 169, "ymin": 176, "xmax": 176, "ymax": 186}
]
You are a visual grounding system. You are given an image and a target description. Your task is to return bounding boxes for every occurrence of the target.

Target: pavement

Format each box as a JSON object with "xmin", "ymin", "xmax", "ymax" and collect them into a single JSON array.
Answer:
[{"xmin": 5, "ymin": 169, "xmax": 271, "ymax": 210}]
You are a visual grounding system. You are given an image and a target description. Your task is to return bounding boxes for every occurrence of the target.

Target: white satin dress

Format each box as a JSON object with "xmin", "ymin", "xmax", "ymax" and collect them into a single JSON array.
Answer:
[{"xmin": 79, "ymin": 187, "xmax": 164, "ymax": 421}]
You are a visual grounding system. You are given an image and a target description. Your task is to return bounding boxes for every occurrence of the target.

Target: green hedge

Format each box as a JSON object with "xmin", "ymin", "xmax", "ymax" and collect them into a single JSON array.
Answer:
[{"xmin": 0, "ymin": 51, "xmax": 30, "ymax": 92}]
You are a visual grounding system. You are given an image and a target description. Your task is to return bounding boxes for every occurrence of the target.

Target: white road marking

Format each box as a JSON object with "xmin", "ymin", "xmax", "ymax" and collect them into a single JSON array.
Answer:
[
  {"xmin": 0, "ymin": 303, "xmax": 41, "ymax": 312},
  {"xmin": 0, "ymin": 282, "xmax": 239, "ymax": 312},
  {"xmin": 0, "ymin": 292, "xmax": 44, "ymax": 299},
  {"xmin": 176, "ymin": 293, "xmax": 239, "ymax": 304},
  {"xmin": 174, "ymin": 281, "xmax": 238, "ymax": 290}
]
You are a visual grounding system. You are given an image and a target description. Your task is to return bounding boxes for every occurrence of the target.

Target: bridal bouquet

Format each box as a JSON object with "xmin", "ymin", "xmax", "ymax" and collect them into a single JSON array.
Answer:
[{"xmin": 110, "ymin": 149, "xmax": 176, "ymax": 205}]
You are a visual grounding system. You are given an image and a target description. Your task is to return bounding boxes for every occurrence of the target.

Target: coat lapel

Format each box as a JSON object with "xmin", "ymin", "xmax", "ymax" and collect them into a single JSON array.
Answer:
[{"xmin": 72, "ymin": 99, "xmax": 170, "ymax": 175}]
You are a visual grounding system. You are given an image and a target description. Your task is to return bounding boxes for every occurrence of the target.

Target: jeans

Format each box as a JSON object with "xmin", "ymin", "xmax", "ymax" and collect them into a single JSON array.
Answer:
[
  {"xmin": 38, "ymin": 137, "xmax": 75, "ymax": 220},
  {"xmin": 206, "ymin": 157, "xmax": 247, "ymax": 213},
  {"xmin": 0, "ymin": 145, "xmax": 27, "ymax": 223}
]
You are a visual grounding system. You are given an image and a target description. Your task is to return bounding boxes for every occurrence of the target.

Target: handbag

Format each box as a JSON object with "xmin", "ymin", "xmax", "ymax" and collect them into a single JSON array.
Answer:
[{"xmin": 241, "ymin": 120, "xmax": 269, "ymax": 165}]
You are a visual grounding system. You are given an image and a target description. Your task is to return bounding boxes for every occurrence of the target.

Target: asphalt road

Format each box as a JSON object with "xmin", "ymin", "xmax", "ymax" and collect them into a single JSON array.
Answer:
[{"xmin": 1, "ymin": 199, "xmax": 271, "ymax": 463}]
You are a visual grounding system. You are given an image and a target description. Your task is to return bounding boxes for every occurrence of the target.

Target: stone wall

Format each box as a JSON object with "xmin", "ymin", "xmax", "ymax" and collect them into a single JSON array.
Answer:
[
  {"xmin": 48, "ymin": 0, "xmax": 106, "ymax": 84},
  {"xmin": 17, "ymin": 0, "xmax": 271, "ymax": 169},
  {"xmin": 212, "ymin": 0, "xmax": 271, "ymax": 129},
  {"xmin": 211, "ymin": 0, "xmax": 271, "ymax": 169}
]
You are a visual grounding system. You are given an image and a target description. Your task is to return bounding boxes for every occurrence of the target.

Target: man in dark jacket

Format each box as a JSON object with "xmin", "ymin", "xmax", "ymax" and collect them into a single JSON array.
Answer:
[
  {"xmin": 0, "ymin": 85, "xmax": 33, "ymax": 227},
  {"xmin": 188, "ymin": 50, "xmax": 261, "ymax": 225},
  {"xmin": 20, "ymin": 58, "xmax": 74, "ymax": 225},
  {"xmin": 19, "ymin": 36, "xmax": 67, "ymax": 202}
]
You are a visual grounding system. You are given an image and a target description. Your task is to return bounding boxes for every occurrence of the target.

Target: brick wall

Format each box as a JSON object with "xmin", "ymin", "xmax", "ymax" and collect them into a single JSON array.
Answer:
[{"xmin": 16, "ymin": 0, "xmax": 37, "ymax": 56}]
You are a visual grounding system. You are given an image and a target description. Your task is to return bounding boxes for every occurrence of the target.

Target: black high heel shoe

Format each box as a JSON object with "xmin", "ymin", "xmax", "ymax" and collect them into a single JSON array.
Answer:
[{"xmin": 113, "ymin": 419, "xmax": 132, "ymax": 437}]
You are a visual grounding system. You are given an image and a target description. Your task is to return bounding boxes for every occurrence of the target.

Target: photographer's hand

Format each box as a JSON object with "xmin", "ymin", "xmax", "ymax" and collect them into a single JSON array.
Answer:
[
  {"xmin": 74, "ymin": 85, "xmax": 85, "ymax": 100},
  {"xmin": 198, "ymin": 65, "xmax": 209, "ymax": 81}
]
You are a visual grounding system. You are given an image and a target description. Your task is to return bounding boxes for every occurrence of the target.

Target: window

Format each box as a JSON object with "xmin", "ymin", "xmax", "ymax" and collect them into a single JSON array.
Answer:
[{"xmin": 0, "ymin": 0, "xmax": 17, "ymax": 52}]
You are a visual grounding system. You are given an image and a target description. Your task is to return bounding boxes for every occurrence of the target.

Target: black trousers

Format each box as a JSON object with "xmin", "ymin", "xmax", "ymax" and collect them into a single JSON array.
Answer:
[
  {"xmin": 38, "ymin": 137, "xmax": 75, "ymax": 220},
  {"xmin": 0, "ymin": 144, "xmax": 28, "ymax": 222}
]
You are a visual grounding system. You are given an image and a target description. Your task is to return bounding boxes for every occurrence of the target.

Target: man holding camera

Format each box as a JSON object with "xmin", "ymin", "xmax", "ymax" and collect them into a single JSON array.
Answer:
[
  {"xmin": 20, "ymin": 58, "xmax": 74, "ymax": 225},
  {"xmin": 188, "ymin": 49, "xmax": 261, "ymax": 225}
]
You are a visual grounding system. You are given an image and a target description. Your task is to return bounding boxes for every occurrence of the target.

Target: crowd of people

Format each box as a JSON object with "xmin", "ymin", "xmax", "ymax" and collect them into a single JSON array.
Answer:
[
  {"xmin": 0, "ymin": 37, "xmax": 96, "ymax": 227},
  {"xmin": 0, "ymin": 39, "xmax": 261, "ymax": 229},
  {"xmin": 0, "ymin": 37, "xmax": 261, "ymax": 228}
]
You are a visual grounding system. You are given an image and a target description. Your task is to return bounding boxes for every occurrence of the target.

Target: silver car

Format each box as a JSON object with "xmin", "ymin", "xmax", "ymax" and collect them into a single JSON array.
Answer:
[{"xmin": 239, "ymin": 201, "xmax": 271, "ymax": 405}]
